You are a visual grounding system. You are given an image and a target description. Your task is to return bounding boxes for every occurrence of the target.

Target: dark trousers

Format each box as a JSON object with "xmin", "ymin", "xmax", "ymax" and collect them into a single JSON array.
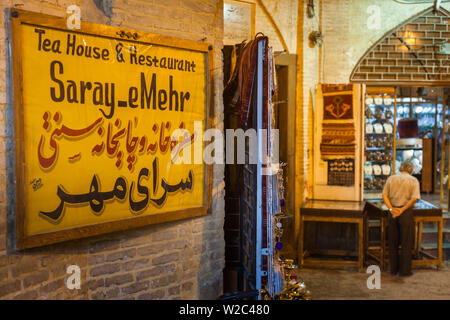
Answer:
[{"xmin": 387, "ymin": 208, "xmax": 414, "ymax": 275}]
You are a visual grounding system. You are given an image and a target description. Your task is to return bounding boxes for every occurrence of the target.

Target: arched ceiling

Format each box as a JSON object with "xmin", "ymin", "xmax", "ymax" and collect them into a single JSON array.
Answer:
[{"xmin": 350, "ymin": 6, "xmax": 450, "ymax": 84}]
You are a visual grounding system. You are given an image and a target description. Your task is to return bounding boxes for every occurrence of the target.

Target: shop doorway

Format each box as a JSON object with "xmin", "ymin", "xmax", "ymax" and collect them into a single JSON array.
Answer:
[
  {"xmin": 350, "ymin": 6, "xmax": 450, "ymax": 209},
  {"xmin": 395, "ymin": 86, "xmax": 449, "ymax": 209},
  {"xmin": 273, "ymin": 54, "xmax": 297, "ymax": 257},
  {"xmin": 363, "ymin": 86, "xmax": 450, "ymax": 208}
]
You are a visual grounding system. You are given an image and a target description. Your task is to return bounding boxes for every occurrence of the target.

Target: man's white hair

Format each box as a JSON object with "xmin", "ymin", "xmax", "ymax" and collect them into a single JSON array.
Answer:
[{"xmin": 399, "ymin": 160, "xmax": 414, "ymax": 174}]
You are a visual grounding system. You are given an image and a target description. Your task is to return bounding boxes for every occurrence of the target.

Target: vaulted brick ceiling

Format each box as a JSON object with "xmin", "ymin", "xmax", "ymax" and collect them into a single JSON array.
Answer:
[{"xmin": 350, "ymin": 7, "xmax": 450, "ymax": 84}]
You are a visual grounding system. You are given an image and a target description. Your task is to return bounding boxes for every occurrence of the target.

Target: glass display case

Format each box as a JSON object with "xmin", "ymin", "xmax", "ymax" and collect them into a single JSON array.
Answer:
[
  {"xmin": 363, "ymin": 86, "xmax": 448, "ymax": 199},
  {"xmin": 395, "ymin": 138, "xmax": 423, "ymax": 183},
  {"xmin": 396, "ymin": 97, "xmax": 437, "ymax": 139},
  {"xmin": 414, "ymin": 103, "xmax": 436, "ymax": 138},
  {"xmin": 363, "ymin": 88, "xmax": 396, "ymax": 199},
  {"xmin": 395, "ymin": 99, "xmax": 411, "ymax": 129},
  {"xmin": 396, "ymin": 87, "xmax": 444, "ymax": 194}
]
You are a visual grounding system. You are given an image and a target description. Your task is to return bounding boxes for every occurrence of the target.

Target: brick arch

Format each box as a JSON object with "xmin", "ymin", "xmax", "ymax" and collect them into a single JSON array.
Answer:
[{"xmin": 350, "ymin": 6, "xmax": 450, "ymax": 84}]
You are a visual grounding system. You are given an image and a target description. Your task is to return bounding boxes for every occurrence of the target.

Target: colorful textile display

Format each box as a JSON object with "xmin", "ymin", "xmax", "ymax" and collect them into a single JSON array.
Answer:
[
  {"xmin": 327, "ymin": 158, "xmax": 355, "ymax": 186},
  {"xmin": 323, "ymin": 94, "xmax": 353, "ymax": 120},
  {"xmin": 320, "ymin": 123, "xmax": 356, "ymax": 156},
  {"xmin": 319, "ymin": 84, "xmax": 356, "ymax": 158},
  {"xmin": 321, "ymin": 123, "xmax": 355, "ymax": 144},
  {"xmin": 224, "ymin": 37, "xmax": 300, "ymax": 300},
  {"xmin": 321, "ymin": 83, "xmax": 353, "ymax": 93},
  {"xmin": 223, "ymin": 36, "xmax": 269, "ymax": 128},
  {"xmin": 224, "ymin": 36, "xmax": 283, "ymax": 299},
  {"xmin": 320, "ymin": 144, "xmax": 356, "ymax": 156}
]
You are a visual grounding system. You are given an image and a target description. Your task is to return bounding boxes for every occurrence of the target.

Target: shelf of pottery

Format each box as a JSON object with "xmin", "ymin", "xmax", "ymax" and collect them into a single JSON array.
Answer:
[{"xmin": 364, "ymin": 92, "xmax": 395, "ymax": 199}]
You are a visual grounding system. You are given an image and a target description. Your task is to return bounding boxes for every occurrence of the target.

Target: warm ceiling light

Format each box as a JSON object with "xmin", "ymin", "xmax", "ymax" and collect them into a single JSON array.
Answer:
[
  {"xmin": 404, "ymin": 31, "xmax": 417, "ymax": 45},
  {"xmin": 398, "ymin": 31, "xmax": 418, "ymax": 51}
]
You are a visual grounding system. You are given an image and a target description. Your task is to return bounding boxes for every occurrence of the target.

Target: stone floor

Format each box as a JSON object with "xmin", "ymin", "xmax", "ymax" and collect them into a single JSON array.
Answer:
[
  {"xmin": 297, "ymin": 263, "xmax": 450, "ymax": 299},
  {"xmin": 293, "ymin": 193, "xmax": 450, "ymax": 300}
]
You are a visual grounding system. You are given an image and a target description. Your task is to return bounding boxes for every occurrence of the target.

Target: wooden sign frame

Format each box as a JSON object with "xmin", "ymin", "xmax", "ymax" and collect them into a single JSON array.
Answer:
[{"xmin": 9, "ymin": 9, "xmax": 214, "ymax": 250}]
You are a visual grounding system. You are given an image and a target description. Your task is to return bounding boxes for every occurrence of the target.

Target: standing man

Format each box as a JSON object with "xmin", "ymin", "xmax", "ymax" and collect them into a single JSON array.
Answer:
[{"xmin": 382, "ymin": 160, "xmax": 420, "ymax": 276}]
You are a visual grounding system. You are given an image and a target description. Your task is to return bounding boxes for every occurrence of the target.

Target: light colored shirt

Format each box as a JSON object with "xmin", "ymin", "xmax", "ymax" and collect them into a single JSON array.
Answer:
[{"xmin": 382, "ymin": 172, "xmax": 421, "ymax": 207}]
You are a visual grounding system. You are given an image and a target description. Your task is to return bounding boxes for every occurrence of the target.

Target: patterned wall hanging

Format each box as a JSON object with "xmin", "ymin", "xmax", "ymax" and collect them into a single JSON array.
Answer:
[
  {"xmin": 320, "ymin": 123, "xmax": 356, "ymax": 156},
  {"xmin": 320, "ymin": 84, "xmax": 356, "ymax": 158},
  {"xmin": 323, "ymin": 94, "xmax": 353, "ymax": 120},
  {"xmin": 327, "ymin": 158, "xmax": 355, "ymax": 186}
]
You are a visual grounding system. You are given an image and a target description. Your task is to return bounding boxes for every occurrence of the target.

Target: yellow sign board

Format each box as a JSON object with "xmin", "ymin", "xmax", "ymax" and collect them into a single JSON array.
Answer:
[{"xmin": 10, "ymin": 9, "xmax": 213, "ymax": 249}]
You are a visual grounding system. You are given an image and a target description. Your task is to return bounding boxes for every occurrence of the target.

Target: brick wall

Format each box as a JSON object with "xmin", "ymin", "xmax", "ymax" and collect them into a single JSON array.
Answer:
[
  {"xmin": 0, "ymin": 0, "xmax": 225, "ymax": 300},
  {"xmin": 351, "ymin": 8, "xmax": 450, "ymax": 83},
  {"xmin": 223, "ymin": 0, "xmax": 297, "ymax": 53},
  {"xmin": 224, "ymin": 1, "xmax": 252, "ymax": 45},
  {"xmin": 295, "ymin": 0, "xmax": 316, "ymax": 207},
  {"xmin": 321, "ymin": 0, "xmax": 450, "ymax": 83},
  {"xmin": 254, "ymin": 0, "xmax": 297, "ymax": 53}
]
